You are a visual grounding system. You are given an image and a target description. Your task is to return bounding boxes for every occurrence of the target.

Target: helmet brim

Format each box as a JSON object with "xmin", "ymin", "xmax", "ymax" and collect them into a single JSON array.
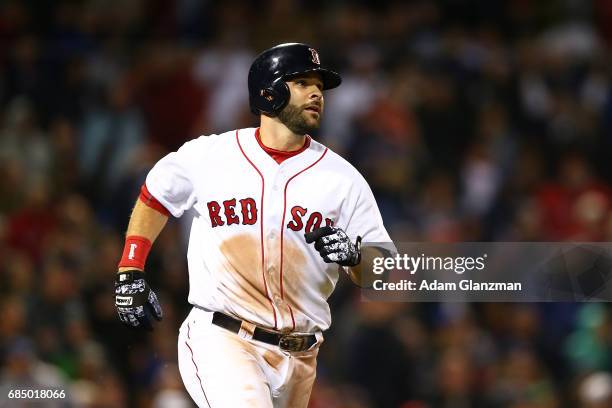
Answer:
[{"xmin": 283, "ymin": 68, "xmax": 342, "ymax": 90}]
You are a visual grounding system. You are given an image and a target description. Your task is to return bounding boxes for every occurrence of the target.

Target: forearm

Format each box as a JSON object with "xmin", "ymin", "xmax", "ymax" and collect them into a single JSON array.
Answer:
[
  {"xmin": 348, "ymin": 246, "xmax": 385, "ymax": 288},
  {"xmin": 118, "ymin": 199, "xmax": 169, "ymax": 272}
]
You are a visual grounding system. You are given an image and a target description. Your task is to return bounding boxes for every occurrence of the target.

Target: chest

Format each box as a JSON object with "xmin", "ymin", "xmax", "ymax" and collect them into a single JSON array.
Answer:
[{"xmin": 192, "ymin": 149, "xmax": 350, "ymax": 235}]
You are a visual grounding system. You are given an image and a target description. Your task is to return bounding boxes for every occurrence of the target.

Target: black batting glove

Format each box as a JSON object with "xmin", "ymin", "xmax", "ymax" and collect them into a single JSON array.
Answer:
[
  {"xmin": 115, "ymin": 270, "xmax": 163, "ymax": 331},
  {"xmin": 305, "ymin": 226, "xmax": 362, "ymax": 267}
]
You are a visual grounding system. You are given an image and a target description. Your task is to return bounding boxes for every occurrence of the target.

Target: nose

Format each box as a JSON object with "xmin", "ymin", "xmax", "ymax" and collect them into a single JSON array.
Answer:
[{"xmin": 309, "ymin": 86, "xmax": 322, "ymax": 100}]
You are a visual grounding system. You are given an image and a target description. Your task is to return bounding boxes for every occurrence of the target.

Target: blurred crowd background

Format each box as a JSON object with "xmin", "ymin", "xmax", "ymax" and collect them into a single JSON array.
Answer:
[{"xmin": 1, "ymin": 0, "xmax": 612, "ymax": 407}]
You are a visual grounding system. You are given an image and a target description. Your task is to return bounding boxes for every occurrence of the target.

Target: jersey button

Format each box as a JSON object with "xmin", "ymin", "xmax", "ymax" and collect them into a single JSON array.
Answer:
[{"xmin": 273, "ymin": 295, "xmax": 282, "ymax": 305}]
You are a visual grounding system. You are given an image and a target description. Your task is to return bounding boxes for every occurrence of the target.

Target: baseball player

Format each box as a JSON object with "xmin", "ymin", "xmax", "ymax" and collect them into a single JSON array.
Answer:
[{"xmin": 114, "ymin": 43, "xmax": 393, "ymax": 407}]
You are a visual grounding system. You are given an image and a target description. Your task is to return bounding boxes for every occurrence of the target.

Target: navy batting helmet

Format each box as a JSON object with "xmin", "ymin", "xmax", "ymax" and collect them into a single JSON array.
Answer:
[{"xmin": 248, "ymin": 43, "xmax": 342, "ymax": 116}]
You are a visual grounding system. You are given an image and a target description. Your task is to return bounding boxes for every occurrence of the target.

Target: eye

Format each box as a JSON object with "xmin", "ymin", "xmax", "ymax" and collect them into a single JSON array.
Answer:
[{"xmin": 296, "ymin": 80, "xmax": 306, "ymax": 86}]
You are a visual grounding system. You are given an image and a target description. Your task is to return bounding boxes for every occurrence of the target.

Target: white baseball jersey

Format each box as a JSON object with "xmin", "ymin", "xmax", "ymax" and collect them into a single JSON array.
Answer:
[{"xmin": 146, "ymin": 127, "xmax": 391, "ymax": 333}]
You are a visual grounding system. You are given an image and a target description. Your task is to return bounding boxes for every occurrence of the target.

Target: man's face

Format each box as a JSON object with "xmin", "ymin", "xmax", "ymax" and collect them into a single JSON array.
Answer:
[{"xmin": 277, "ymin": 72, "xmax": 324, "ymax": 135}]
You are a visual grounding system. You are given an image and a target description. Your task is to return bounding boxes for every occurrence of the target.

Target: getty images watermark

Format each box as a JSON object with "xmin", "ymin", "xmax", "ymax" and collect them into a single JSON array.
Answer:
[
  {"xmin": 370, "ymin": 252, "xmax": 523, "ymax": 292},
  {"xmin": 362, "ymin": 242, "xmax": 612, "ymax": 302}
]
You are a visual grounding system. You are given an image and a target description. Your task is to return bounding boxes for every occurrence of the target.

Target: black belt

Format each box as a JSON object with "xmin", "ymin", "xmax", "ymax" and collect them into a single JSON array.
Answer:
[{"xmin": 211, "ymin": 312, "xmax": 317, "ymax": 352}]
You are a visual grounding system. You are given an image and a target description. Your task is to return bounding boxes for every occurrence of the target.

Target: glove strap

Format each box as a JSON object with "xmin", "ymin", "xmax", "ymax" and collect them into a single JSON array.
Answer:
[
  {"xmin": 352, "ymin": 236, "xmax": 362, "ymax": 266},
  {"xmin": 116, "ymin": 270, "xmax": 146, "ymax": 284}
]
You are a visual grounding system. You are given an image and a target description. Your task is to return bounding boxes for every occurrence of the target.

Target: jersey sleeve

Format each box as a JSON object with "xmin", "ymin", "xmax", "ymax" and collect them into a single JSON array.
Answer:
[
  {"xmin": 344, "ymin": 175, "xmax": 393, "ymax": 245},
  {"xmin": 145, "ymin": 138, "xmax": 202, "ymax": 217}
]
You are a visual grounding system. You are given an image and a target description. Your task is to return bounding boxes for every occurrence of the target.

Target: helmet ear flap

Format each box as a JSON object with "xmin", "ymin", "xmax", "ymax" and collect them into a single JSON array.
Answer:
[
  {"xmin": 266, "ymin": 77, "xmax": 290, "ymax": 115},
  {"xmin": 260, "ymin": 88, "xmax": 275, "ymax": 102},
  {"xmin": 252, "ymin": 79, "xmax": 289, "ymax": 116}
]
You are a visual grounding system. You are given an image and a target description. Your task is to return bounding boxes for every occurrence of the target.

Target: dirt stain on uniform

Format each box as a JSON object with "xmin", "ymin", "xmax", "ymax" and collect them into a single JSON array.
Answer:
[
  {"xmin": 281, "ymin": 238, "xmax": 330, "ymax": 326},
  {"xmin": 219, "ymin": 233, "xmax": 334, "ymax": 330},
  {"xmin": 280, "ymin": 240, "xmax": 306, "ymax": 297},
  {"xmin": 285, "ymin": 238, "xmax": 336, "ymax": 298},
  {"xmin": 219, "ymin": 233, "xmax": 271, "ymax": 319},
  {"xmin": 262, "ymin": 350, "xmax": 284, "ymax": 369},
  {"xmin": 282, "ymin": 351, "xmax": 318, "ymax": 406}
]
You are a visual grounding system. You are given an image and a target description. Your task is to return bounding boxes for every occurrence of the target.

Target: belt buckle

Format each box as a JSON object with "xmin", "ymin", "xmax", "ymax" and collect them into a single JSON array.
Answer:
[{"xmin": 279, "ymin": 335, "xmax": 305, "ymax": 352}]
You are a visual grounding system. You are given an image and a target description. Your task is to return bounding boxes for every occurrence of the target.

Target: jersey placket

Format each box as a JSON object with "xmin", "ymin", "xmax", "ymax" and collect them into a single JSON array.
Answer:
[{"xmin": 263, "ymin": 165, "xmax": 291, "ymax": 331}]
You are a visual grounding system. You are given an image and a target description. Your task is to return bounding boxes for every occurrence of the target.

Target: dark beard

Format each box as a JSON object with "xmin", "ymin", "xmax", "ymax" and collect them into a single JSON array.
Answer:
[{"xmin": 277, "ymin": 103, "xmax": 319, "ymax": 135}]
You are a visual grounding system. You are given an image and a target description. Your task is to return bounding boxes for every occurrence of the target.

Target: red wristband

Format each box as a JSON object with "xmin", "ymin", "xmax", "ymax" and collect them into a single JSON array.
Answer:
[{"xmin": 118, "ymin": 236, "xmax": 152, "ymax": 269}]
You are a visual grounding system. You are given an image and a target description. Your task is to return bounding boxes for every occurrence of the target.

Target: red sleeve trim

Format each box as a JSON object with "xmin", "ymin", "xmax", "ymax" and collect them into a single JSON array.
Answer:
[{"xmin": 139, "ymin": 184, "xmax": 171, "ymax": 217}]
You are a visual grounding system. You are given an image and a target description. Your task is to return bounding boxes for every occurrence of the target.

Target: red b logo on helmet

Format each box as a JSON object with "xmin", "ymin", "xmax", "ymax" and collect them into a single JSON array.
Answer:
[{"xmin": 309, "ymin": 48, "xmax": 320, "ymax": 65}]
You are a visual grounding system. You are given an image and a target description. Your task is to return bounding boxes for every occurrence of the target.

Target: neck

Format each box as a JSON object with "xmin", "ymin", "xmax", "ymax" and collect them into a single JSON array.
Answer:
[{"xmin": 259, "ymin": 115, "xmax": 306, "ymax": 151}]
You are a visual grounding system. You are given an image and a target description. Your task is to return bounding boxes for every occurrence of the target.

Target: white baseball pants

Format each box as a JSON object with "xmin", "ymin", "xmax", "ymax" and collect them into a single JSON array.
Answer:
[{"xmin": 177, "ymin": 307, "xmax": 320, "ymax": 408}]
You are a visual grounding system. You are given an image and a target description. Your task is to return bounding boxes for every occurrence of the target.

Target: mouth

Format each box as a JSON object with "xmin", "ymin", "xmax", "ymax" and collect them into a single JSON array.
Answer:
[{"xmin": 304, "ymin": 105, "xmax": 321, "ymax": 115}]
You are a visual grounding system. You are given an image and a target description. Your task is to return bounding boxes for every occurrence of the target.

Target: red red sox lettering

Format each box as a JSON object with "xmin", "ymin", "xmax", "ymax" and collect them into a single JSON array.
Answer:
[{"xmin": 207, "ymin": 198, "xmax": 334, "ymax": 233}]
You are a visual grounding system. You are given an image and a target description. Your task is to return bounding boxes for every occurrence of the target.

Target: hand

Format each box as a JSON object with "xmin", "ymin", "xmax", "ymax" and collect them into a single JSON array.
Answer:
[
  {"xmin": 115, "ymin": 270, "xmax": 163, "ymax": 330},
  {"xmin": 304, "ymin": 226, "xmax": 362, "ymax": 267}
]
